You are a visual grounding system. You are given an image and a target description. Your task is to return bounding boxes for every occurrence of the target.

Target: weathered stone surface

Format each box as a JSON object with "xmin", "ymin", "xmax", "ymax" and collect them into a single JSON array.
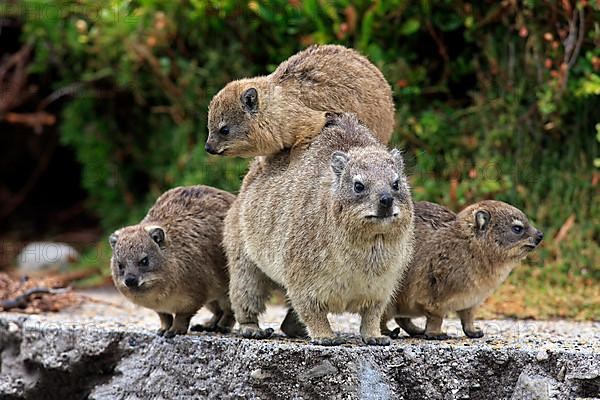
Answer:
[{"xmin": 0, "ymin": 290, "xmax": 598, "ymax": 399}]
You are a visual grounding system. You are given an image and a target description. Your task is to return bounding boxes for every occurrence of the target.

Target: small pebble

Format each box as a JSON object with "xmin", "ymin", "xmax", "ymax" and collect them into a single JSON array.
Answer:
[
  {"xmin": 557, "ymin": 366, "xmax": 566, "ymax": 382},
  {"xmin": 536, "ymin": 349, "xmax": 549, "ymax": 361},
  {"xmin": 250, "ymin": 369, "xmax": 272, "ymax": 380},
  {"xmin": 300, "ymin": 360, "xmax": 338, "ymax": 380}
]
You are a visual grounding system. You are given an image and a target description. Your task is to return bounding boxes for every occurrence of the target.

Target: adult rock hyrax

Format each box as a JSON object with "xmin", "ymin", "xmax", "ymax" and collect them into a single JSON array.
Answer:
[
  {"xmin": 206, "ymin": 44, "xmax": 395, "ymax": 157},
  {"xmin": 381, "ymin": 200, "xmax": 544, "ymax": 340},
  {"xmin": 109, "ymin": 185, "xmax": 236, "ymax": 338},
  {"xmin": 225, "ymin": 113, "xmax": 414, "ymax": 346}
]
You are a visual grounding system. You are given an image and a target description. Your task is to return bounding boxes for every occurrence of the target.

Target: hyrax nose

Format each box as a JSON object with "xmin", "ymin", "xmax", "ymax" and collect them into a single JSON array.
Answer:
[
  {"xmin": 124, "ymin": 276, "xmax": 139, "ymax": 288},
  {"xmin": 205, "ymin": 142, "xmax": 217, "ymax": 154},
  {"xmin": 379, "ymin": 193, "xmax": 393, "ymax": 208},
  {"xmin": 534, "ymin": 230, "xmax": 544, "ymax": 244}
]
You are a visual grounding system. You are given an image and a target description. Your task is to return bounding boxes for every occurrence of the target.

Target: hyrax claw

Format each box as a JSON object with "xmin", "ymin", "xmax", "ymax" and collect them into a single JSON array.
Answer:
[{"xmin": 362, "ymin": 336, "xmax": 391, "ymax": 346}]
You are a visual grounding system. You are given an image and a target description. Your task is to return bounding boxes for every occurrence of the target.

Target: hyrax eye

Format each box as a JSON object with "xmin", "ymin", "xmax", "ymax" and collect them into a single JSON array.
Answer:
[
  {"xmin": 118, "ymin": 263, "xmax": 125, "ymax": 272},
  {"xmin": 354, "ymin": 181, "xmax": 365, "ymax": 193},
  {"xmin": 139, "ymin": 257, "xmax": 149, "ymax": 266},
  {"xmin": 392, "ymin": 180, "xmax": 400, "ymax": 191},
  {"xmin": 219, "ymin": 126, "xmax": 230, "ymax": 136},
  {"xmin": 511, "ymin": 225, "xmax": 524, "ymax": 234}
]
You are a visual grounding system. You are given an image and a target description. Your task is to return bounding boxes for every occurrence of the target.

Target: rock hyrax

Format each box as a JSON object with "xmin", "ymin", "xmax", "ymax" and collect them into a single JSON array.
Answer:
[
  {"xmin": 381, "ymin": 200, "xmax": 544, "ymax": 340},
  {"xmin": 206, "ymin": 45, "xmax": 395, "ymax": 157},
  {"xmin": 225, "ymin": 113, "xmax": 414, "ymax": 346},
  {"xmin": 109, "ymin": 185, "xmax": 236, "ymax": 338}
]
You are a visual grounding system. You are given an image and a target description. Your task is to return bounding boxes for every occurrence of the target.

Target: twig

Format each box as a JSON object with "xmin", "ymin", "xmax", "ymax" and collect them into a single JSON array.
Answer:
[
  {"xmin": 0, "ymin": 287, "xmax": 69, "ymax": 310},
  {"xmin": 0, "ymin": 44, "xmax": 33, "ymax": 115},
  {"xmin": 3, "ymin": 111, "xmax": 56, "ymax": 132},
  {"xmin": 37, "ymin": 82, "xmax": 85, "ymax": 111},
  {"xmin": 554, "ymin": 214, "xmax": 576, "ymax": 245},
  {"xmin": 561, "ymin": 7, "xmax": 585, "ymax": 91},
  {"xmin": 425, "ymin": 19, "xmax": 450, "ymax": 85},
  {"xmin": 474, "ymin": 3, "xmax": 509, "ymax": 30},
  {"xmin": 128, "ymin": 41, "xmax": 183, "ymax": 104}
]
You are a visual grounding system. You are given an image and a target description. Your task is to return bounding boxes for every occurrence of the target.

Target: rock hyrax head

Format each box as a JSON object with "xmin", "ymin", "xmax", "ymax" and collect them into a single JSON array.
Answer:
[
  {"xmin": 206, "ymin": 79, "xmax": 265, "ymax": 157},
  {"xmin": 329, "ymin": 141, "xmax": 411, "ymax": 232},
  {"xmin": 459, "ymin": 200, "xmax": 544, "ymax": 259},
  {"xmin": 109, "ymin": 225, "xmax": 169, "ymax": 294}
]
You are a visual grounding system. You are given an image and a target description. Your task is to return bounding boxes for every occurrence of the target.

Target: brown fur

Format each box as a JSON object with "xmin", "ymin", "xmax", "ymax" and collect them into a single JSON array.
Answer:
[
  {"xmin": 225, "ymin": 113, "xmax": 414, "ymax": 346},
  {"xmin": 206, "ymin": 45, "xmax": 395, "ymax": 157},
  {"xmin": 382, "ymin": 200, "xmax": 544, "ymax": 340},
  {"xmin": 109, "ymin": 185, "xmax": 236, "ymax": 337}
]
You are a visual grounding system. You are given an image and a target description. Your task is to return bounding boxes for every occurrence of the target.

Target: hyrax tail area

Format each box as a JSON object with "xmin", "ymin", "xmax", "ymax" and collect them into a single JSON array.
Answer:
[
  {"xmin": 382, "ymin": 200, "xmax": 544, "ymax": 340},
  {"xmin": 109, "ymin": 185, "xmax": 236, "ymax": 337},
  {"xmin": 207, "ymin": 45, "xmax": 395, "ymax": 157},
  {"xmin": 225, "ymin": 113, "xmax": 414, "ymax": 345}
]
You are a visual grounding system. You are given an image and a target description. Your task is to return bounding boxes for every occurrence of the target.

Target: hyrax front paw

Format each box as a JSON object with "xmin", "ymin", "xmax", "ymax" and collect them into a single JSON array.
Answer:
[
  {"xmin": 190, "ymin": 323, "xmax": 231, "ymax": 334},
  {"xmin": 385, "ymin": 328, "xmax": 401, "ymax": 339},
  {"xmin": 310, "ymin": 337, "xmax": 346, "ymax": 346},
  {"xmin": 163, "ymin": 327, "xmax": 189, "ymax": 338},
  {"xmin": 239, "ymin": 324, "xmax": 274, "ymax": 339},
  {"xmin": 156, "ymin": 328, "xmax": 167, "ymax": 337},
  {"xmin": 464, "ymin": 327, "xmax": 484, "ymax": 339},
  {"xmin": 362, "ymin": 336, "xmax": 391, "ymax": 346},
  {"xmin": 421, "ymin": 332, "xmax": 451, "ymax": 340}
]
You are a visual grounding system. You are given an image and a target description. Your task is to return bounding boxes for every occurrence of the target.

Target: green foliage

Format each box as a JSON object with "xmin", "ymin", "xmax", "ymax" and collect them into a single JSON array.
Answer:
[{"xmin": 17, "ymin": 0, "xmax": 599, "ymax": 315}]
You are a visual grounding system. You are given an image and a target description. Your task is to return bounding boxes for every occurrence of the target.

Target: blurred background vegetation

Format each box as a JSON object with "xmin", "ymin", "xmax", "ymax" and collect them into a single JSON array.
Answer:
[{"xmin": 0, "ymin": 0, "xmax": 598, "ymax": 319}]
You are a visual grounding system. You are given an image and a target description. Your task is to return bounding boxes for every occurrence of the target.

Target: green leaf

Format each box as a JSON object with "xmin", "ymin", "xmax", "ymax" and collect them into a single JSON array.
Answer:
[{"xmin": 399, "ymin": 18, "xmax": 420, "ymax": 35}]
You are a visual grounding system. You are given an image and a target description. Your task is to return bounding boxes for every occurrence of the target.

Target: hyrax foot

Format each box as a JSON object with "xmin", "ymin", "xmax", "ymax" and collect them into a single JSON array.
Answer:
[
  {"xmin": 362, "ymin": 336, "xmax": 391, "ymax": 346},
  {"xmin": 310, "ymin": 337, "xmax": 346, "ymax": 346},
  {"xmin": 163, "ymin": 327, "xmax": 188, "ymax": 338},
  {"xmin": 396, "ymin": 318, "xmax": 426, "ymax": 337},
  {"xmin": 163, "ymin": 313, "xmax": 193, "ymax": 338},
  {"xmin": 190, "ymin": 323, "xmax": 231, "ymax": 334},
  {"xmin": 464, "ymin": 327, "xmax": 484, "ymax": 339},
  {"xmin": 156, "ymin": 312, "xmax": 173, "ymax": 336},
  {"xmin": 239, "ymin": 324, "xmax": 274, "ymax": 339},
  {"xmin": 420, "ymin": 332, "xmax": 451, "ymax": 341},
  {"xmin": 280, "ymin": 308, "xmax": 309, "ymax": 339},
  {"xmin": 386, "ymin": 328, "xmax": 401, "ymax": 339}
]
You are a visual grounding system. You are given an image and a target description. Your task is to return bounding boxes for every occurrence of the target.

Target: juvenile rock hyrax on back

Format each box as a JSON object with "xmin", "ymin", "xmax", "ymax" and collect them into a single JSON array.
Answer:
[
  {"xmin": 206, "ymin": 45, "xmax": 395, "ymax": 157},
  {"xmin": 381, "ymin": 200, "xmax": 544, "ymax": 340},
  {"xmin": 109, "ymin": 185, "xmax": 236, "ymax": 338},
  {"xmin": 225, "ymin": 113, "xmax": 414, "ymax": 346}
]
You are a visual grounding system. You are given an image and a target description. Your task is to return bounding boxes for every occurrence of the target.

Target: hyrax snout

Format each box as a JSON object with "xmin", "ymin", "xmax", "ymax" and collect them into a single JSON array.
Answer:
[
  {"xmin": 110, "ymin": 185, "xmax": 236, "ymax": 338},
  {"xmin": 382, "ymin": 200, "xmax": 543, "ymax": 340}
]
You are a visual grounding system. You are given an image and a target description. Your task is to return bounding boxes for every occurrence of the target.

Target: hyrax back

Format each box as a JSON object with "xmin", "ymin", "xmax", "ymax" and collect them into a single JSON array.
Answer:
[
  {"xmin": 206, "ymin": 45, "xmax": 395, "ymax": 157},
  {"xmin": 382, "ymin": 200, "xmax": 544, "ymax": 340},
  {"xmin": 109, "ymin": 185, "xmax": 236, "ymax": 337},
  {"xmin": 225, "ymin": 113, "xmax": 414, "ymax": 346}
]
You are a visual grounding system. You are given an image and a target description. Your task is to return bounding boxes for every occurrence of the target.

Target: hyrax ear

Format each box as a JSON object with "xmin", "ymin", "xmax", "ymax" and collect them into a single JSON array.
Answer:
[
  {"xmin": 108, "ymin": 232, "xmax": 119, "ymax": 249},
  {"xmin": 390, "ymin": 148, "xmax": 405, "ymax": 171},
  {"xmin": 331, "ymin": 151, "xmax": 350, "ymax": 177},
  {"xmin": 324, "ymin": 112, "xmax": 343, "ymax": 128},
  {"xmin": 145, "ymin": 226, "xmax": 167, "ymax": 249},
  {"xmin": 475, "ymin": 210, "xmax": 491, "ymax": 231},
  {"xmin": 241, "ymin": 87, "xmax": 259, "ymax": 113}
]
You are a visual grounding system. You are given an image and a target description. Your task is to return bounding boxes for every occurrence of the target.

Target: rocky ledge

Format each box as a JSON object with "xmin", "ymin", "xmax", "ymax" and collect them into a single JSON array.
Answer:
[{"xmin": 0, "ymin": 290, "xmax": 598, "ymax": 400}]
